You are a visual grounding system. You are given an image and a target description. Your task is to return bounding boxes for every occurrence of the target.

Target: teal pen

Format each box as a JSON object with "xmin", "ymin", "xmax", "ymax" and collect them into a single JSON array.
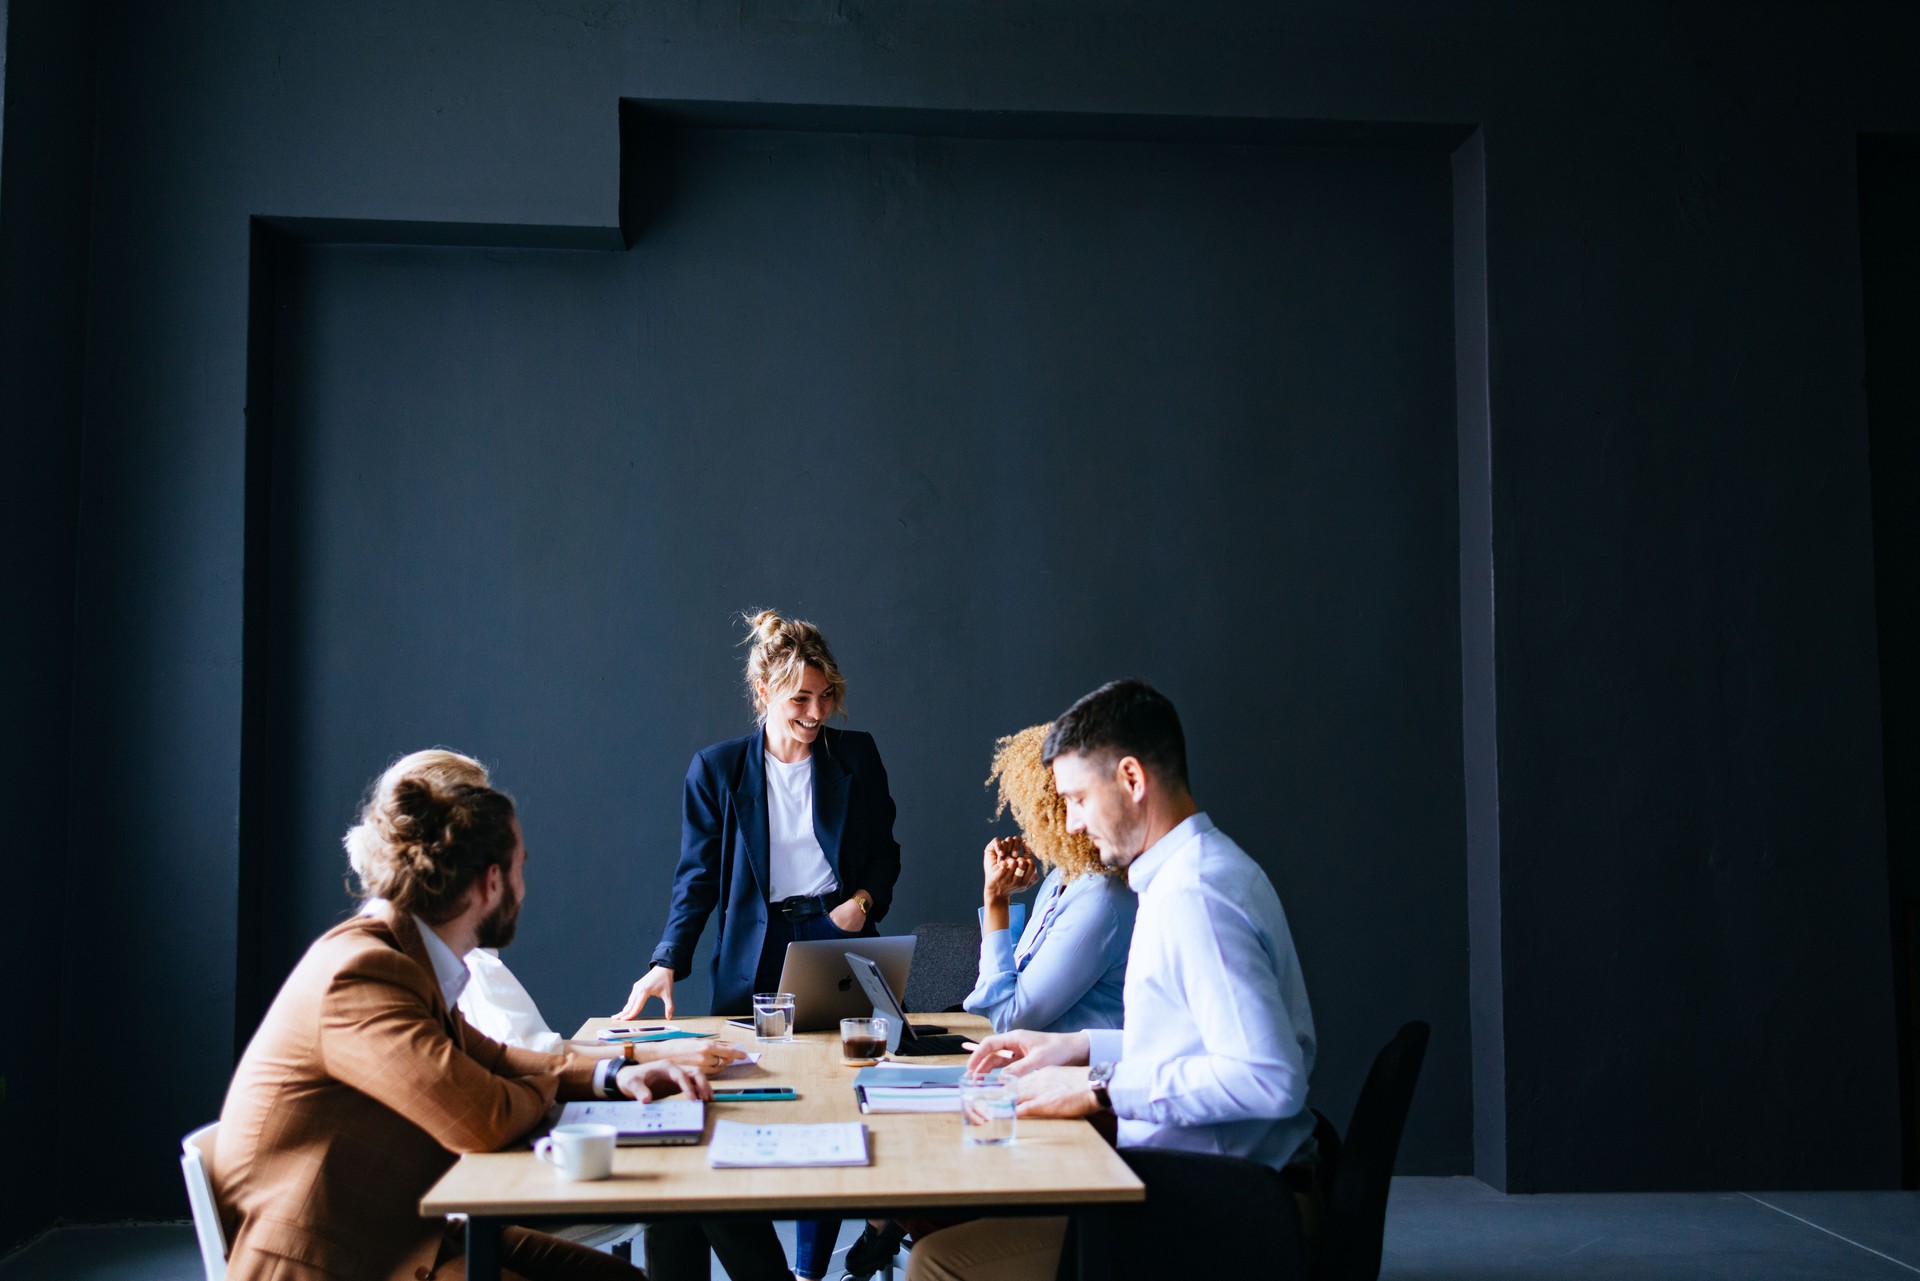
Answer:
[{"xmin": 713, "ymin": 1087, "xmax": 799, "ymax": 1100}]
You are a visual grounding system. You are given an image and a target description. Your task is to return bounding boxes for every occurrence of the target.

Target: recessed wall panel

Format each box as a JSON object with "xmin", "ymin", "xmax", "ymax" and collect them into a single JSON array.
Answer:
[{"xmin": 263, "ymin": 129, "xmax": 1469, "ymax": 1169}]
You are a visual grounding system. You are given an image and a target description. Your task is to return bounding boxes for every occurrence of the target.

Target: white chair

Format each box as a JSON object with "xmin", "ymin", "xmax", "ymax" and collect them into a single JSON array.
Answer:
[{"xmin": 180, "ymin": 1122, "xmax": 228, "ymax": 1280}]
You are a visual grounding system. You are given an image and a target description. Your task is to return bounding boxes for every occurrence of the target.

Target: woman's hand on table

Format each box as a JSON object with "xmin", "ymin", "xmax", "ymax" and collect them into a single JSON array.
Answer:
[
  {"xmin": 965, "ymin": 1029, "xmax": 1089, "ymax": 1076},
  {"xmin": 616, "ymin": 965, "xmax": 675, "ymax": 1020},
  {"xmin": 617, "ymin": 1060, "xmax": 712, "ymax": 1103},
  {"xmin": 658, "ymin": 1040, "xmax": 749, "ymax": 1075}
]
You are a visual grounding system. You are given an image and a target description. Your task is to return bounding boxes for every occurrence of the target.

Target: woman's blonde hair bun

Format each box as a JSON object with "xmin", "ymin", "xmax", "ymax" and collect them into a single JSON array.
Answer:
[{"xmin": 740, "ymin": 608, "xmax": 849, "ymax": 722}]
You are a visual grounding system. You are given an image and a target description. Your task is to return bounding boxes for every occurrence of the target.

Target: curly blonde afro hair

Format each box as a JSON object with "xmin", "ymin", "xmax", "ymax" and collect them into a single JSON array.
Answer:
[{"xmin": 987, "ymin": 723, "xmax": 1114, "ymax": 882}]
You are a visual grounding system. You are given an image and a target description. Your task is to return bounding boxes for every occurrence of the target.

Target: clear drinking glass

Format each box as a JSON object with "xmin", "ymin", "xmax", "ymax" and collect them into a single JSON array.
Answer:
[
  {"xmin": 751, "ymin": 991, "xmax": 795, "ymax": 1042},
  {"xmin": 958, "ymin": 1072, "xmax": 1017, "ymax": 1145},
  {"xmin": 840, "ymin": 1017, "xmax": 890, "ymax": 1066}
]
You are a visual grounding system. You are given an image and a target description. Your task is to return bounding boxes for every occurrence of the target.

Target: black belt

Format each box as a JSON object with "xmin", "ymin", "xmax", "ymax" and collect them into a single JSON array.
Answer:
[{"xmin": 773, "ymin": 892, "xmax": 838, "ymax": 922}]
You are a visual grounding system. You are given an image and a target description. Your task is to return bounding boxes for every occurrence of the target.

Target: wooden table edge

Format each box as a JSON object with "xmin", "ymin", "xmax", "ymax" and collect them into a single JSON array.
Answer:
[{"xmin": 422, "ymin": 1182, "xmax": 1144, "ymax": 1217}]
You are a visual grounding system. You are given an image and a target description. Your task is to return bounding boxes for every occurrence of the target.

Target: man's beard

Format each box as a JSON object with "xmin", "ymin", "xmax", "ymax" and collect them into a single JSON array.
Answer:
[
  {"xmin": 476, "ymin": 884, "xmax": 521, "ymax": 949},
  {"xmin": 1094, "ymin": 808, "xmax": 1150, "ymax": 870}
]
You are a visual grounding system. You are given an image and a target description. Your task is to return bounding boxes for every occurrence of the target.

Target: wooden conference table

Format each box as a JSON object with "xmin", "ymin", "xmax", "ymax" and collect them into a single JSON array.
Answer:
[{"xmin": 421, "ymin": 1014, "xmax": 1145, "ymax": 1281}]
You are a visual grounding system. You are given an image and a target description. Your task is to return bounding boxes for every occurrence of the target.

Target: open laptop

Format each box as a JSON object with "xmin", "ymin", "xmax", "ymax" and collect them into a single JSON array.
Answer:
[
  {"xmin": 774, "ymin": 935, "xmax": 917, "ymax": 1032},
  {"xmin": 844, "ymin": 952, "xmax": 972, "ymax": 1056}
]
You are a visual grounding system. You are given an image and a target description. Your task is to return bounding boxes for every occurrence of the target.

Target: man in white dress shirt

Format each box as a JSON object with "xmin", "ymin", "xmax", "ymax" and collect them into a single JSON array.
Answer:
[{"xmin": 909, "ymin": 679, "xmax": 1318, "ymax": 1281}]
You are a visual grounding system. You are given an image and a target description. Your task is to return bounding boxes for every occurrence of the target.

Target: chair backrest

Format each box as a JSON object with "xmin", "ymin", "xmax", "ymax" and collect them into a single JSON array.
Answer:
[
  {"xmin": 180, "ymin": 1122, "xmax": 229, "ymax": 1281},
  {"xmin": 1320, "ymin": 1021, "xmax": 1430, "ymax": 1281},
  {"xmin": 903, "ymin": 922, "xmax": 980, "ymax": 1014}
]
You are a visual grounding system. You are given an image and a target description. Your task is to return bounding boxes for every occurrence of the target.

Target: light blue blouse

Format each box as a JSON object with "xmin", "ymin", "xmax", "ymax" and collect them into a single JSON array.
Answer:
[{"xmin": 962, "ymin": 865, "xmax": 1136, "ymax": 1034}]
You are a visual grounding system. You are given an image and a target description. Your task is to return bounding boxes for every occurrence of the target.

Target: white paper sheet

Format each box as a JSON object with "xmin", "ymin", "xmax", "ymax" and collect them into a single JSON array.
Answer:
[{"xmin": 708, "ymin": 1120, "xmax": 871, "ymax": 1167}]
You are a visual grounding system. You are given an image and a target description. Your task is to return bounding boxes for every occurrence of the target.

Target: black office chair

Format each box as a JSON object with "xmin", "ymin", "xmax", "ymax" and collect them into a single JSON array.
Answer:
[
  {"xmin": 1099, "ymin": 1147, "xmax": 1312, "ymax": 1280},
  {"xmin": 1317, "ymin": 1020, "xmax": 1430, "ymax": 1281},
  {"xmin": 904, "ymin": 922, "xmax": 979, "ymax": 1014},
  {"xmin": 1055, "ymin": 1019, "xmax": 1429, "ymax": 1281}
]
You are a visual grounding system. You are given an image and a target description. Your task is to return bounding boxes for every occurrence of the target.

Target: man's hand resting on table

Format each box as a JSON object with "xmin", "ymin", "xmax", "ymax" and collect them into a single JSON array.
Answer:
[
  {"xmin": 1013, "ymin": 1066, "xmax": 1100, "ymax": 1119},
  {"xmin": 965, "ymin": 1029, "xmax": 1090, "ymax": 1076},
  {"xmin": 615, "ymin": 1060, "xmax": 712, "ymax": 1103}
]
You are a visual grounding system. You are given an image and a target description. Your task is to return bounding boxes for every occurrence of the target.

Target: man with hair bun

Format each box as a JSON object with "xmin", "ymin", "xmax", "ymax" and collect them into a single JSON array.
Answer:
[
  {"xmin": 912, "ymin": 679, "xmax": 1319, "ymax": 1281},
  {"xmin": 214, "ymin": 753, "xmax": 793, "ymax": 1281}
]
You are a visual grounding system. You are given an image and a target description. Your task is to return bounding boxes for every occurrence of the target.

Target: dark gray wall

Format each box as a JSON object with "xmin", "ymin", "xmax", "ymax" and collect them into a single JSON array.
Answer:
[
  {"xmin": 0, "ymin": 0, "xmax": 91, "ymax": 1253},
  {"xmin": 17, "ymin": 0, "xmax": 1919, "ymax": 1224},
  {"xmin": 1863, "ymin": 136, "xmax": 1920, "ymax": 1183},
  {"xmin": 257, "ymin": 131, "xmax": 1468, "ymax": 1173}
]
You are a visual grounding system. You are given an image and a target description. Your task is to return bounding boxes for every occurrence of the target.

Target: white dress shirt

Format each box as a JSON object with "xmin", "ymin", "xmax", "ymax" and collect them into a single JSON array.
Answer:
[
  {"xmin": 360, "ymin": 897, "xmax": 473, "ymax": 1008},
  {"xmin": 1084, "ymin": 812, "xmax": 1317, "ymax": 1169},
  {"xmin": 459, "ymin": 947, "xmax": 565, "ymax": 1053},
  {"xmin": 765, "ymin": 751, "xmax": 838, "ymax": 901},
  {"xmin": 411, "ymin": 912, "xmax": 473, "ymax": 1010}
]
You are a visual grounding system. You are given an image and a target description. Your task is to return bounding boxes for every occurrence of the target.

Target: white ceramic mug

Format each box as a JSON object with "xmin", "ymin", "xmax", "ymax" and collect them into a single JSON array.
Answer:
[{"xmin": 534, "ymin": 1123, "xmax": 617, "ymax": 1181}]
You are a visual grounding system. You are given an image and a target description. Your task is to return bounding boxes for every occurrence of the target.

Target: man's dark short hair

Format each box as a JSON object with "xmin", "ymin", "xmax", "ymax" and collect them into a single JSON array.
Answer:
[{"xmin": 1041, "ymin": 679, "xmax": 1189, "ymax": 790}]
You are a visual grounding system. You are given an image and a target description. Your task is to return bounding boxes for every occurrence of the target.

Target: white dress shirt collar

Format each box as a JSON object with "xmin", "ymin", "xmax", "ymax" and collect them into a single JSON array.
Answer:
[
  {"xmin": 358, "ymin": 896, "xmax": 470, "ymax": 1008},
  {"xmin": 412, "ymin": 914, "xmax": 473, "ymax": 1009},
  {"xmin": 1126, "ymin": 810, "xmax": 1214, "ymax": 893}
]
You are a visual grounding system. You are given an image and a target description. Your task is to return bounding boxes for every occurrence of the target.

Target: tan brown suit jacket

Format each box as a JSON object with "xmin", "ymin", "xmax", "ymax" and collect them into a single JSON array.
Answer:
[{"xmin": 214, "ymin": 904, "xmax": 598, "ymax": 1280}]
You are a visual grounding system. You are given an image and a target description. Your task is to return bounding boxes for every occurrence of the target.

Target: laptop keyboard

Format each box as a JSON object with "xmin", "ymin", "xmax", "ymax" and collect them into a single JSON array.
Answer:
[{"xmin": 894, "ymin": 1031, "xmax": 972, "ymax": 1056}]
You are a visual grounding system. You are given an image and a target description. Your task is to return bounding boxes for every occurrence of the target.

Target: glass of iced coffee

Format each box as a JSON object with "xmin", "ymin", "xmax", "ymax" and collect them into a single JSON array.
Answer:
[{"xmin": 840, "ymin": 1016, "xmax": 889, "ymax": 1066}]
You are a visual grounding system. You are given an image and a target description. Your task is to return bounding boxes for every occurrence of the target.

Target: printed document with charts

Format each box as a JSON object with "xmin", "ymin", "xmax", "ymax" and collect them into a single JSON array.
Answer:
[{"xmin": 708, "ymin": 1120, "xmax": 871, "ymax": 1167}]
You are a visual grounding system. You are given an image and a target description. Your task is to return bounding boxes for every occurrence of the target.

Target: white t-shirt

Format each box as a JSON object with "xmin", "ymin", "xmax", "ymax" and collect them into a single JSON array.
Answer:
[{"xmin": 765, "ymin": 752, "xmax": 838, "ymax": 902}]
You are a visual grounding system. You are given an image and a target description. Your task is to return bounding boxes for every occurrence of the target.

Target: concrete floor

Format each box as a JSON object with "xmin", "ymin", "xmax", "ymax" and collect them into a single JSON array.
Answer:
[
  {"xmin": 5, "ymin": 1179, "xmax": 1920, "ymax": 1279},
  {"xmin": 1380, "ymin": 1177, "xmax": 1920, "ymax": 1278}
]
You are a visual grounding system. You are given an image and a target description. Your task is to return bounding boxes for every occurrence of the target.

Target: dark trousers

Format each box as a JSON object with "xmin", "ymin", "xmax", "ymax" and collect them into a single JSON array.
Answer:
[
  {"xmin": 443, "ymin": 1221, "xmax": 790, "ymax": 1281},
  {"xmin": 448, "ymin": 1226, "xmax": 640, "ymax": 1280},
  {"xmin": 647, "ymin": 1221, "xmax": 793, "ymax": 1281}
]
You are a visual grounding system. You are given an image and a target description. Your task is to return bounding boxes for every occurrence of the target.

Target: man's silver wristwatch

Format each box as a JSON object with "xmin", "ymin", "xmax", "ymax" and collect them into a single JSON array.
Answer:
[{"xmin": 1087, "ymin": 1062, "xmax": 1115, "ymax": 1112}]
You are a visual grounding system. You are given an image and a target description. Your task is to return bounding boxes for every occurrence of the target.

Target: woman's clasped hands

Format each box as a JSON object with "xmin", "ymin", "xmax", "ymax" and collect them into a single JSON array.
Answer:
[{"xmin": 982, "ymin": 835, "xmax": 1040, "ymax": 902}]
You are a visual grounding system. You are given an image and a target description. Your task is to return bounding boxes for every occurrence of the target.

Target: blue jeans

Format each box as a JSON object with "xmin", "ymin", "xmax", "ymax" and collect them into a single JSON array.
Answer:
[{"xmin": 794, "ymin": 1218, "xmax": 842, "ymax": 1280}]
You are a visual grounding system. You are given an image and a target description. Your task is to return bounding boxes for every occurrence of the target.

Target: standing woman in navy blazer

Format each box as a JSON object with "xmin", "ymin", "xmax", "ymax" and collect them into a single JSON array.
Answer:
[{"xmin": 617, "ymin": 609, "xmax": 902, "ymax": 1023}]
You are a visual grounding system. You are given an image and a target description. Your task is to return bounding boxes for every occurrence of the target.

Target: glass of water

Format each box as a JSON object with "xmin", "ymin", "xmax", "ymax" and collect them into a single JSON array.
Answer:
[
  {"xmin": 958, "ymin": 1072, "xmax": 1017, "ymax": 1146},
  {"xmin": 751, "ymin": 991, "xmax": 795, "ymax": 1043}
]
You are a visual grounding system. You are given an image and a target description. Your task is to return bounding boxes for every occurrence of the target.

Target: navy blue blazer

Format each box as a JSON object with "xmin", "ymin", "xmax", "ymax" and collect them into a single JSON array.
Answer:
[{"xmin": 649, "ymin": 726, "xmax": 903, "ymax": 1015}]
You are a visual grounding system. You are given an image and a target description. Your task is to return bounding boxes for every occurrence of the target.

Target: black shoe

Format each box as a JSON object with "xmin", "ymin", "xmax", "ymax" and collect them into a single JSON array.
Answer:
[{"xmin": 843, "ymin": 1221, "xmax": 908, "ymax": 1280}]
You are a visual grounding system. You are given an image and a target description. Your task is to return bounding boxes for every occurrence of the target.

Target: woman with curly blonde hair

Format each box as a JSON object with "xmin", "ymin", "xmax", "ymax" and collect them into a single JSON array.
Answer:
[{"xmin": 961, "ymin": 723, "xmax": 1135, "ymax": 1034}]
